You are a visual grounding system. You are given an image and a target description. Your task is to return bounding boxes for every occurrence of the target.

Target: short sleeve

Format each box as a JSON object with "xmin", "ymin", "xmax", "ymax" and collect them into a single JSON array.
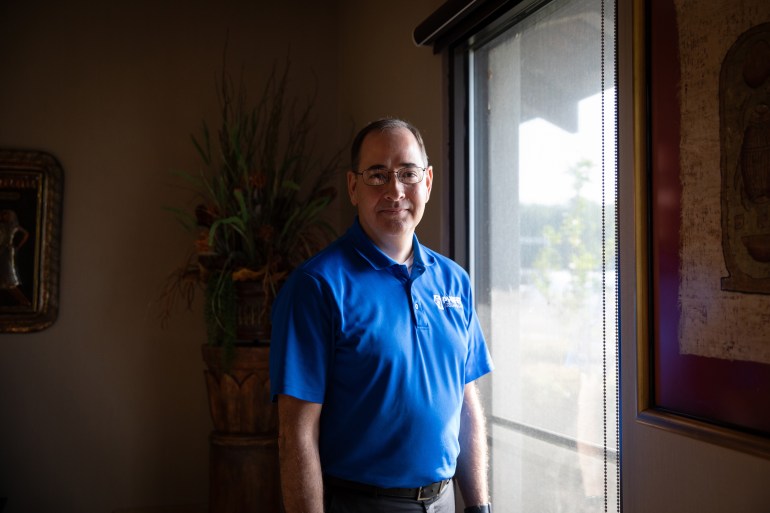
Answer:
[
  {"xmin": 269, "ymin": 270, "xmax": 334, "ymax": 403},
  {"xmin": 463, "ymin": 287, "xmax": 494, "ymax": 383}
]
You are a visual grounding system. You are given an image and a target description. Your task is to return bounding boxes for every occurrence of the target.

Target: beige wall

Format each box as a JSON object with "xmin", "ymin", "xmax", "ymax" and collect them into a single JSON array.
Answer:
[
  {"xmin": 335, "ymin": 0, "xmax": 444, "ymax": 251},
  {"xmin": 0, "ymin": 1, "xmax": 441, "ymax": 512}
]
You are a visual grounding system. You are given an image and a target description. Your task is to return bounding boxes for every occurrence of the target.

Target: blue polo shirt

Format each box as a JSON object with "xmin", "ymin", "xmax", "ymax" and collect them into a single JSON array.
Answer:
[{"xmin": 269, "ymin": 219, "xmax": 493, "ymax": 488}]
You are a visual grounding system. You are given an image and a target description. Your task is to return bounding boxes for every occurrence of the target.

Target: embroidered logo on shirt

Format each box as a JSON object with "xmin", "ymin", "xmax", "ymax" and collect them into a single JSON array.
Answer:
[{"xmin": 434, "ymin": 294, "xmax": 463, "ymax": 310}]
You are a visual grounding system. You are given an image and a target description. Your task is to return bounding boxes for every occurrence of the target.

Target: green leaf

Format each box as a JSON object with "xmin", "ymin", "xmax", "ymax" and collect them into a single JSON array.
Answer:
[
  {"xmin": 208, "ymin": 215, "xmax": 248, "ymax": 246},
  {"xmin": 281, "ymin": 179, "xmax": 300, "ymax": 191}
]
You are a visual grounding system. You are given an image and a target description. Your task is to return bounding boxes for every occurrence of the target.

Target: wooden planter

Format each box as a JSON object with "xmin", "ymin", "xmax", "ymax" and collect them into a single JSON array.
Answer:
[
  {"xmin": 202, "ymin": 344, "xmax": 281, "ymax": 512},
  {"xmin": 234, "ymin": 280, "xmax": 272, "ymax": 343}
]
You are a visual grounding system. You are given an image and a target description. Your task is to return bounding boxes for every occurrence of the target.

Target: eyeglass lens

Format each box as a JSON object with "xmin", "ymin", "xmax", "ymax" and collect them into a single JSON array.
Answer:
[{"xmin": 362, "ymin": 167, "xmax": 424, "ymax": 186}]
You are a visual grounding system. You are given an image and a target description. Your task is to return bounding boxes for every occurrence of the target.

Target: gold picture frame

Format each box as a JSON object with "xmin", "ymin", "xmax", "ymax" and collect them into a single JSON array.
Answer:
[
  {"xmin": 0, "ymin": 149, "xmax": 62, "ymax": 332},
  {"xmin": 634, "ymin": 0, "xmax": 770, "ymax": 459}
]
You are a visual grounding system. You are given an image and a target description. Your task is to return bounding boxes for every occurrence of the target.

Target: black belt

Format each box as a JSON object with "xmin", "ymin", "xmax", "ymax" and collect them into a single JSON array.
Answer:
[{"xmin": 324, "ymin": 475, "xmax": 451, "ymax": 501}]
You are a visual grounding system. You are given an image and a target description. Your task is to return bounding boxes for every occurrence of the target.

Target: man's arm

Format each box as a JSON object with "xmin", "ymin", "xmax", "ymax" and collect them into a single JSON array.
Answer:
[
  {"xmin": 454, "ymin": 382, "xmax": 490, "ymax": 507},
  {"xmin": 277, "ymin": 394, "xmax": 324, "ymax": 513}
]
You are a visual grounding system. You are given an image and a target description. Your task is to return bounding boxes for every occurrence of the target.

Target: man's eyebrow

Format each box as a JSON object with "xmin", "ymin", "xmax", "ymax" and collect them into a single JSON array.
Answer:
[
  {"xmin": 365, "ymin": 162, "xmax": 420, "ymax": 169},
  {"xmin": 363, "ymin": 162, "xmax": 422, "ymax": 171}
]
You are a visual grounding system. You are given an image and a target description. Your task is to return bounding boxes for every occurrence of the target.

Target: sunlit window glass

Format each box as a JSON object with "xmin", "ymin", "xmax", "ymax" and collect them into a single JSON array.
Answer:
[{"xmin": 467, "ymin": 0, "xmax": 619, "ymax": 511}]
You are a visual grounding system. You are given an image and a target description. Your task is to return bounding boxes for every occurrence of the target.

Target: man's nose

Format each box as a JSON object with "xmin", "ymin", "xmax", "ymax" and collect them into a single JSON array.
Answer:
[{"xmin": 384, "ymin": 173, "xmax": 406, "ymax": 199}]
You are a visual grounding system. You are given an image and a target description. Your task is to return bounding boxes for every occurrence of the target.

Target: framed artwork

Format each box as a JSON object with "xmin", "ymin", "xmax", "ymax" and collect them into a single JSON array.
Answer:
[
  {"xmin": 0, "ymin": 149, "xmax": 63, "ymax": 333},
  {"xmin": 635, "ymin": 0, "xmax": 770, "ymax": 459}
]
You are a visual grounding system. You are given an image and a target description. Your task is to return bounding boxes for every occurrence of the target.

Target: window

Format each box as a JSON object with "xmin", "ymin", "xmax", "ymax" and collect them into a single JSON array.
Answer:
[{"xmin": 435, "ymin": 0, "xmax": 620, "ymax": 510}]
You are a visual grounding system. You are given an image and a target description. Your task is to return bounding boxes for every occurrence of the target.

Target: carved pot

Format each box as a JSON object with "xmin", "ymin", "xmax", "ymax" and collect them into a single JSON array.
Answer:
[
  {"xmin": 202, "ymin": 345, "xmax": 281, "ymax": 512},
  {"xmin": 234, "ymin": 280, "xmax": 273, "ymax": 343},
  {"xmin": 202, "ymin": 344, "xmax": 277, "ymax": 435}
]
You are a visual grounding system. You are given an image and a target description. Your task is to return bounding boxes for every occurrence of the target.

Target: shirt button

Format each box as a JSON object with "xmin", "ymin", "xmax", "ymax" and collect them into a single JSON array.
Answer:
[{"xmin": 414, "ymin": 302, "xmax": 419, "ymax": 309}]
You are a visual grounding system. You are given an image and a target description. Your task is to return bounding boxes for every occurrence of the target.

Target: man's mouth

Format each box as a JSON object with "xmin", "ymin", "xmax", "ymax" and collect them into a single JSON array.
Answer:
[{"xmin": 378, "ymin": 206, "xmax": 409, "ymax": 215}]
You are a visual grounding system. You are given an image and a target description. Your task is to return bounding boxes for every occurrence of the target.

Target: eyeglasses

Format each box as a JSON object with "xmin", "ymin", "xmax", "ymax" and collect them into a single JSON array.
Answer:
[{"xmin": 353, "ymin": 166, "xmax": 426, "ymax": 186}]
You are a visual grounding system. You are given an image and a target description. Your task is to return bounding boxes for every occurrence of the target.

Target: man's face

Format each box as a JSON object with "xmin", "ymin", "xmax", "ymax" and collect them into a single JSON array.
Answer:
[{"xmin": 347, "ymin": 127, "xmax": 433, "ymax": 250}]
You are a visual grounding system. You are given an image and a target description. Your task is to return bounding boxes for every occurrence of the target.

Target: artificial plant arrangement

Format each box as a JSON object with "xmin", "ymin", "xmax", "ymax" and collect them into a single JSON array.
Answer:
[{"xmin": 161, "ymin": 60, "xmax": 341, "ymax": 361}]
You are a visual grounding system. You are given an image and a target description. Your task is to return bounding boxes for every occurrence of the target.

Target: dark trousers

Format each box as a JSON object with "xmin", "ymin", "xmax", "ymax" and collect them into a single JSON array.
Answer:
[{"xmin": 324, "ymin": 480, "xmax": 456, "ymax": 513}]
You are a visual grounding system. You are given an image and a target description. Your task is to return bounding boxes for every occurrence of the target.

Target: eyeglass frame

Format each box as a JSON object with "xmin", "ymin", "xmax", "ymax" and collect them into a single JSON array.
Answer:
[{"xmin": 352, "ymin": 165, "xmax": 428, "ymax": 186}]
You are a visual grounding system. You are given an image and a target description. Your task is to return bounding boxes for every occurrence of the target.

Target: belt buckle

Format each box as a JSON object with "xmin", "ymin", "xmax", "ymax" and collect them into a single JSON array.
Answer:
[{"xmin": 417, "ymin": 479, "xmax": 446, "ymax": 501}]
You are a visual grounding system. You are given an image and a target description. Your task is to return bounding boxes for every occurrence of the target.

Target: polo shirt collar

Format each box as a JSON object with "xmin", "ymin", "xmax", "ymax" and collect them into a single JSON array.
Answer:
[{"xmin": 346, "ymin": 217, "xmax": 436, "ymax": 271}]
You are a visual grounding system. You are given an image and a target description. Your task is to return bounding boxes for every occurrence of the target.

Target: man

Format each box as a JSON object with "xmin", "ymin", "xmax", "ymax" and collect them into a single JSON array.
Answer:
[{"xmin": 270, "ymin": 118, "xmax": 494, "ymax": 513}]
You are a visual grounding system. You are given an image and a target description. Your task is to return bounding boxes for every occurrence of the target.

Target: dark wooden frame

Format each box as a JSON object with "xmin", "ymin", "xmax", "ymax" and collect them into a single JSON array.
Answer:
[
  {"xmin": 0, "ymin": 149, "xmax": 62, "ymax": 332},
  {"xmin": 634, "ymin": 0, "xmax": 770, "ymax": 459}
]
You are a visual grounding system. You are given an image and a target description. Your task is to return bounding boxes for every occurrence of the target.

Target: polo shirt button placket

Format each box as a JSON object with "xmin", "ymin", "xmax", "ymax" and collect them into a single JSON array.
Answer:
[{"xmin": 412, "ymin": 296, "xmax": 428, "ymax": 327}]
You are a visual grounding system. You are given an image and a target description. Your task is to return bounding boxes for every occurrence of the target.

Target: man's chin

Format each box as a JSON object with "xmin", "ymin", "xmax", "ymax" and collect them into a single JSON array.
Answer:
[{"xmin": 376, "ymin": 216, "xmax": 413, "ymax": 234}]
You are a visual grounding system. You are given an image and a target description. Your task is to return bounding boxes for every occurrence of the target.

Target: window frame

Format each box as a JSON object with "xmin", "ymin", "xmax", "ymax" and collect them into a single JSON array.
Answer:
[{"xmin": 419, "ymin": 0, "xmax": 622, "ymax": 510}]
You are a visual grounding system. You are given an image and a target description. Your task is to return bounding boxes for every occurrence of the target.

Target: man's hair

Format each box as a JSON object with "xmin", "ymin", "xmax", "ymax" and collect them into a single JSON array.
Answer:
[{"xmin": 350, "ymin": 118, "xmax": 429, "ymax": 171}]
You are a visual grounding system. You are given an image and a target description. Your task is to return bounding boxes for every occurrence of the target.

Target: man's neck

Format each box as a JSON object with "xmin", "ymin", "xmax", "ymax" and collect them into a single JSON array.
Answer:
[
  {"xmin": 361, "ymin": 226, "xmax": 414, "ymax": 263},
  {"xmin": 378, "ymin": 237, "xmax": 413, "ymax": 264},
  {"xmin": 355, "ymin": 217, "xmax": 417, "ymax": 262}
]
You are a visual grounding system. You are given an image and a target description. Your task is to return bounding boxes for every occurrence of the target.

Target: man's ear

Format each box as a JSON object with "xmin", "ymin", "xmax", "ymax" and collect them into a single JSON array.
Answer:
[
  {"xmin": 425, "ymin": 166, "xmax": 434, "ymax": 202},
  {"xmin": 347, "ymin": 170, "xmax": 359, "ymax": 206}
]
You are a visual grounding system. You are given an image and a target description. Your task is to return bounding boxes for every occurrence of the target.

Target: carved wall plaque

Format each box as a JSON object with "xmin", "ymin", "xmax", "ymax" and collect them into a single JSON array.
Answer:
[{"xmin": 721, "ymin": 23, "xmax": 770, "ymax": 294}]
